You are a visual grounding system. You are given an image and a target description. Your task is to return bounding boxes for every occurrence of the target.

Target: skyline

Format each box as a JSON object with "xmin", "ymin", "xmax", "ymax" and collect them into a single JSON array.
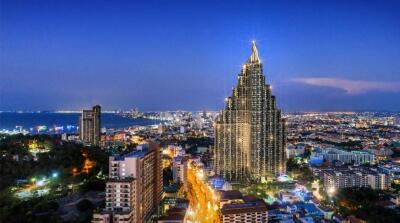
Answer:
[{"xmin": 1, "ymin": 0, "xmax": 400, "ymax": 111}]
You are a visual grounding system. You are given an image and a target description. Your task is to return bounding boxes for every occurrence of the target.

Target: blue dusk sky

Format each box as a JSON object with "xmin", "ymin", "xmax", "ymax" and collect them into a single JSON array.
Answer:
[{"xmin": 1, "ymin": 0, "xmax": 400, "ymax": 111}]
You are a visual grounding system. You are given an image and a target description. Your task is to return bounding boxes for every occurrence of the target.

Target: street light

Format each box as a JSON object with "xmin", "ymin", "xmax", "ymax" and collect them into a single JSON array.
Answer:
[{"xmin": 196, "ymin": 170, "xmax": 204, "ymax": 179}]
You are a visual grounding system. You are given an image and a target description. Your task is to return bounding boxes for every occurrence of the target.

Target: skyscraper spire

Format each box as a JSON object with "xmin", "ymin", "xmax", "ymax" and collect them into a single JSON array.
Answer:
[{"xmin": 249, "ymin": 40, "xmax": 260, "ymax": 64}]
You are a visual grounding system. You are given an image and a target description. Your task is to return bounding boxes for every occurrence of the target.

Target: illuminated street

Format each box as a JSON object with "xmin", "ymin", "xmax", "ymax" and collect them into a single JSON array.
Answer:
[{"xmin": 185, "ymin": 162, "xmax": 220, "ymax": 223}]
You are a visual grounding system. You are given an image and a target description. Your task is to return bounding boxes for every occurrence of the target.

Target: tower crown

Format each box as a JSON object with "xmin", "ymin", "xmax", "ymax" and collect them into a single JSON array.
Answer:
[{"xmin": 249, "ymin": 41, "xmax": 260, "ymax": 64}]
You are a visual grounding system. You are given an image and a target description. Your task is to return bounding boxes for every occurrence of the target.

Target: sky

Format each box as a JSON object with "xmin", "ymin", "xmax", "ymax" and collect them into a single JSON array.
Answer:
[{"xmin": 1, "ymin": 0, "xmax": 400, "ymax": 112}]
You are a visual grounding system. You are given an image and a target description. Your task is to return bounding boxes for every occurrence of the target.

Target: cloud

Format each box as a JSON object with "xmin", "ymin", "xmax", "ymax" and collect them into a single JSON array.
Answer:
[{"xmin": 291, "ymin": 77, "xmax": 400, "ymax": 95}]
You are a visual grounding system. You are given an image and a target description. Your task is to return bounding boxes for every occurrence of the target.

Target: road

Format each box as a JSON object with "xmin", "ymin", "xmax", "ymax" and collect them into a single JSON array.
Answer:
[{"xmin": 184, "ymin": 162, "xmax": 220, "ymax": 223}]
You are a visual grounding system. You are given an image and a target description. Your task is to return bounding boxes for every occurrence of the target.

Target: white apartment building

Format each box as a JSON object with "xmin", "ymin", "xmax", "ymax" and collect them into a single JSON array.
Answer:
[
  {"xmin": 367, "ymin": 171, "xmax": 391, "ymax": 190},
  {"xmin": 316, "ymin": 148, "xmax": 374, "ymax": 165},
  {"xmin": 93, "ymin": 143, "xmax": 162, "ymax": 223},
  {"xmin": 172, "ymin": 156, "xmax": 188, "ymax": 186},
  {"xmin": 323, "ymin": 168, "xmax": 391, "ymax": 191},
  {"xmin": 92, "ymin": 178, "xmax": 136, "ymax": 223}
]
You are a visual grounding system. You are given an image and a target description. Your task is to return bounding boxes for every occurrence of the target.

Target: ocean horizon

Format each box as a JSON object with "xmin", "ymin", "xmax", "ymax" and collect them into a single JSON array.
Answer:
[{"xmin": 0, "ymin": 112, "xmax": 161, "ymax": 134}]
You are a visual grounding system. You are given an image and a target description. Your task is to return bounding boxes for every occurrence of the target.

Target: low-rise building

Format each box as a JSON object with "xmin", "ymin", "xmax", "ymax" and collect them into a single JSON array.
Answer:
[{"xmin": 221, "ymin": 200, "xmax": 268, "ymax": 223}]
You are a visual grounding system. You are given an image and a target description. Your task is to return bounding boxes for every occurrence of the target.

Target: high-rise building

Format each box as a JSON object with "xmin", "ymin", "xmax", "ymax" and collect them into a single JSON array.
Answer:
[
  {"xmin": 79, "ymin": 105, "xmax": 101, "ymax": 145},
  {"xmin": 214, "ymin": 42, "xmax": 286, "ymax": 182},
  {"xmin": 93, "ymin": 143, "xmax": 163, "ymax": 223}
]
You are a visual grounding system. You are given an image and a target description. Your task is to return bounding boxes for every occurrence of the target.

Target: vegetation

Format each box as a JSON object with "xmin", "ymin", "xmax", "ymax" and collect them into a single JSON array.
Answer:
[
  {"xmin": 242, "ymin": 182, "xmax": 284, "ymax": 198},
  {"xmin": 303, "ymin": 145, "xmax": 312, "ymax": 159},
  {"xmin": 0, "ymin": 192, "xmax": 62, "ymax": 223},
  {"xmin": 314, "ymin": 138, "xmax": 363, "ymax": 150},
  {"xmin": 391, "ymin": 182, "xmax": 400, "ymax": 193},
  {"xmin": 163, "ymin": 166, "xmax": 173, "ymax": 186},
  {"xmin": 334, "ymin": 187, "xmax": 400, "ymax": 223},
  {"xmin": 76, "ymin": 199, "xmax": 93, "ymax": 212},
  {"xmin": 286, "ymin": 158, "xmax": 315, "ymax": 189},
  {"xmin": 0, "ymin": 134, "xmax": 109, "ymax": 223}
]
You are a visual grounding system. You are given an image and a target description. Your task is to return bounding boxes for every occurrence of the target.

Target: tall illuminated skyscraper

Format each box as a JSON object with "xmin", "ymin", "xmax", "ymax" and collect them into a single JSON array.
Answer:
[
  {"xmin": 214, "ymin": 42, "xmax": 286, "ymax": 182},
  {"xmin": 79, "ymin": 105, "xmax": 101, "ymax": 146}
]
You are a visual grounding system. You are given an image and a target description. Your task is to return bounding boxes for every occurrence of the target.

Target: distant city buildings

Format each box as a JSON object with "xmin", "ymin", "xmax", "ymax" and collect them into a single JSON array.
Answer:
[
  {"xmin": 79, "ymin": 105, "xmax": 101, "ymax": 145},
  {"xmin": 214, "ymin": 42, "xmax": 286, "ymax": 182},
  {"xmin": 93, "ymin": 143, "xmax": 162, "ymax": 223}
]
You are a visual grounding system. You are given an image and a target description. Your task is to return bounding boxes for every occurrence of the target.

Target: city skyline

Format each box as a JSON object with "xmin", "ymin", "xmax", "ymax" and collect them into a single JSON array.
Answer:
[
  {"xmin": 1, "ymin": 1, "xmax": 400, "ymax": 223},
  {"xmin": 1, "ymin": 0, "xmax": 400, "ymax": 111}
]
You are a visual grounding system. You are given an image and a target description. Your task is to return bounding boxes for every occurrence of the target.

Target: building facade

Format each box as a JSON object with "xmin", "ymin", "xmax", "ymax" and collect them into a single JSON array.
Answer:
[
  {"xmin": 172, "ymin": 156, "xmax": 188, "ymax": 187},
  {"xmin": 221, "ymin": 200, "xmax": 268, "ymax": 223},
  {"xmin": 367, "ymin": 171, "xmax": 391, "ymax": 190},
  {"xmin": 322, "ymin": 167, "xmax": 391, "ymax": 191},
  {"xmin": 214, "ymin": 42, "xmax": 286, "ymax": 182},
  {"xmin": 323, "ymin": 170, "xmax": 368, "ymax": 190},
  {"xmin": 92, "ymin": 178, "xmax": 136, "ymax": 223},
  {"xmin": 93, "ymin": 143, "xmax": 163, "ymax": 223},
  {"xmin": 313, "ymin": 148, "xmax": 375, "ymax": 165},
  {"xmin": 79, "ymin": 105, "xmax": 101, "ymax": 145}
]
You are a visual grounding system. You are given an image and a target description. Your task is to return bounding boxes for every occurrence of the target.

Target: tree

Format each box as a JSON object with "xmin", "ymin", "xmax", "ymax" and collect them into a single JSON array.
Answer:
[
  {"xmin": 76, "ymin": 199, "xmax": 93, "ymax": 212},
  {"xmin": 286, "ymin": 158, "xmax": 300, "ymax": 172},
  {"xmin": 334, "ymin": 187, "xmax": 400, "ymax": 222},
  {"xmin": 303, "ymin": 146, "xmax": 312, "ymax": 159},
  {"xmin": 33, "ymin": 200, "xmax": 59, "ymax": 213}
]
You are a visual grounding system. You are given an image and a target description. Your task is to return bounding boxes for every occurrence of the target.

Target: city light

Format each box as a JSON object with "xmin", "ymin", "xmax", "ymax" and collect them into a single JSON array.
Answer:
[
  {"xmin": 196, "ymin": 170, "xmax": 204, "ymax": 179},
  {"xmin": 186, "ymin": 163, "xmax": 220, "ymax": 223},
  {"xmin": 328, "ymin": 187, "xmax": 336, "ymax": 196},
  {"xmin": 36, "ymin": 179, "xmax": 45, "ymax": 187}
]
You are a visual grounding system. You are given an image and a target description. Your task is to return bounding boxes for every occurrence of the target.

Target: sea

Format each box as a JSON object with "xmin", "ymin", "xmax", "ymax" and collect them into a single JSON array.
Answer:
[{"xmin": 0, "ymin": 112, "xmax": 162, "ymax": 134}]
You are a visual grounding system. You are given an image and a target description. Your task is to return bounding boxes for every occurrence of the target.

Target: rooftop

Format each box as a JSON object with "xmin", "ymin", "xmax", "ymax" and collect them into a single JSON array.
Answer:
[
  {"xmin": 114, "ymin": 144, "xmax": 150, "ymax": 161},
  {"xmin": 221, "ymin": 200, "xmax": 267, "ymax": 215},
  {"xmin": 158, "ymin": 208, "xmax": 186, "ymax": 221},
  {"xmin": 219, "ymin": 190, "xmax": 243, "ymax": 201}
]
